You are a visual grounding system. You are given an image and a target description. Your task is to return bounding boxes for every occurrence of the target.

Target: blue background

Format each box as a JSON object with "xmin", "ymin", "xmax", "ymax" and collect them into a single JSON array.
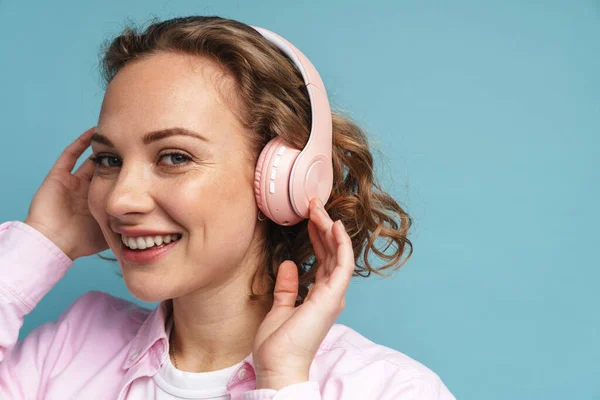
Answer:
[{"xmin": 1, "ymin": 1, "xmax": 598, "ymax": 399}]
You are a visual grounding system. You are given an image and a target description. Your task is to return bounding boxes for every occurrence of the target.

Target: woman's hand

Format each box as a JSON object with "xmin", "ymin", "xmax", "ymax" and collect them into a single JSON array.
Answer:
[
  {"xmin": 24, "ymin": 127, "xmax": 108, "ymax": 261},
  {"xmin": 252, "ymin": 197, "xmax": 355, "ymax": 390}
]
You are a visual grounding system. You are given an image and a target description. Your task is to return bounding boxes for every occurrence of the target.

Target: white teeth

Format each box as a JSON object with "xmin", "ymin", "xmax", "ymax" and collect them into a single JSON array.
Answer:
[
  {"xmin": 128, "ymin": 237, "xmax": 138, "ymax": 249},
  {"xmin": 136, "ymin": 237, "xmax": 147, "ymax": 249},
  {"xmin": 121, "ymin": 234, "xmax": 181, "ymax": 250}
]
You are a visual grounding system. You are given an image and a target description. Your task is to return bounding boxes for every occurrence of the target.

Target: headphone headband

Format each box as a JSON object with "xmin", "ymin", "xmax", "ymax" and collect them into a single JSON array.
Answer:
[{"xmin": 250, "ymin": 26, "xmax": 333, "ymax": 225}]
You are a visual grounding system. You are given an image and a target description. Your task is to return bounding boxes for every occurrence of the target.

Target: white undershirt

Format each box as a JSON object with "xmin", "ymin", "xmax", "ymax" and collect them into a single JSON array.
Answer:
[{"xmin": 126, "ymin": 316, "xmax": 247, "ymax": 399}]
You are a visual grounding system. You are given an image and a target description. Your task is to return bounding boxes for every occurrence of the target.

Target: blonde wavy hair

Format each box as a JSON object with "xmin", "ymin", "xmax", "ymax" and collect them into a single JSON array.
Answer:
[{"xmin": 97, "ymin": 15, "xmax": 413, "ymax": 306}]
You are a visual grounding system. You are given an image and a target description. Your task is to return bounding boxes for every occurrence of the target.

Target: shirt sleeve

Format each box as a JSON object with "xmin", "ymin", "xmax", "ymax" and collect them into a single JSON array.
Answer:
[
  {"xmin": 240, "ymin": 373, "xmax": 455, "ymax": 400},
  {"xmin": 241, "ymin": 348, "xmax": 456, "ymax": 400},
  {"xmin": 242, "ymin": 381, "xmax": 321, "ymax": 400},
  {"xmin": 0, "ymin": 221, "xmax": 74, "ymax": 397}
]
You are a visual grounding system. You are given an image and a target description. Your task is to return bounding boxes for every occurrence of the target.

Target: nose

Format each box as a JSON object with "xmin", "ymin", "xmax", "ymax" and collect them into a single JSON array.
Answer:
[{"xmin": 105, "ymin": 163, "xmax": 155, "ymax": 218}]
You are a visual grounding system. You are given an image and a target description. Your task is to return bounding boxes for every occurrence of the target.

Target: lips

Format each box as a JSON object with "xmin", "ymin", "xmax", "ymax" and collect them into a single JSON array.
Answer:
[{"xmin": 119, "ymin": 235, "xmax": 181, "ymax": 264}]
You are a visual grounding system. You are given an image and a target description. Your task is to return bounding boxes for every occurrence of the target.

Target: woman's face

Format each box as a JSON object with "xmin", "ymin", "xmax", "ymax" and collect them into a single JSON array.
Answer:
[{"xmin": 88, "ymin": 52, "xmax": 265, "ymax": 303}]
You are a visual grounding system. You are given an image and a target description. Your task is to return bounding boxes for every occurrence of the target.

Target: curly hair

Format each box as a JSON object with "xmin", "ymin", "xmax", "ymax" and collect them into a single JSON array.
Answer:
[{"xmin": 96, "ymin": 15, "xmax": 413, "ymax": 306}]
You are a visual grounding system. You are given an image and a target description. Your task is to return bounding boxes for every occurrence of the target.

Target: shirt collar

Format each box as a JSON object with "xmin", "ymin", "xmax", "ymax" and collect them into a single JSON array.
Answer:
[
  {"xmin": 121, "ymin": 299, "xmax": 257, "ymax": 378},
  {"xmin": 122, "ymin": 299, "xmax": 172, "ymax": 370}
]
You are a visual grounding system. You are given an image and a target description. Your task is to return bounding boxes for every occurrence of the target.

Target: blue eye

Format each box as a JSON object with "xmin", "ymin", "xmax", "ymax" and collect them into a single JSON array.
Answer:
[
  {"xmin": 161, "ymin": 152, "xmax": 190, "ymax": 166},
  {"xmin": 88, "ymin": 152, "xmax": 191, "ymax": 169},
  {"xmin": 89, "ymin": 155, "xmax": 121, "ymax": 168}
]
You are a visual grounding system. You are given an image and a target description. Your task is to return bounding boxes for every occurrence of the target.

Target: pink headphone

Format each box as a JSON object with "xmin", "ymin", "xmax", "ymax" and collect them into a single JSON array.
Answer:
[{"xmin": 251, "ymin": 26, "xmax": 334, "ymax": 226}]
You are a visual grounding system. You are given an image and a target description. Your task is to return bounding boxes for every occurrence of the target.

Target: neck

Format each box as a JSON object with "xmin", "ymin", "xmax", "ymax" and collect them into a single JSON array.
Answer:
[{"xmin": 169, "ymin": 282, "xmax": 273, "ymax": 372}]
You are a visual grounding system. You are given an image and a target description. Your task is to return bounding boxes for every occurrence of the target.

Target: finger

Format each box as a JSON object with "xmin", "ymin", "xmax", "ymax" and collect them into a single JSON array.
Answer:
[
  {"xmin": 307, "ymin": 219, "xmax": 327, "ymax": 282},
  {"xmin": 313, "ymin": 201, "xmax": 339, "ymax": 276},
  {"xmin": 315, "ymin": 260, "xmax": 328, "ymax": 283},
  {"xmin": 73, "ymin": 157, "xmax": 97, "ymax": 181},
  {"xmin": 309, "ymin": 198, "xmax": 337, "ymax": 260},
  {"xmin": 54, "ymin": 127, "xmax": 96, "ymax": 173},
  {"xmin": 272, "ymin": 260, "xmax": 299, "ymax": 309},
  {"xmin": 308, "ymin": 201, "xmax": 332, "ymax": 278},
  {"xmin": 307, "ymin": 219, "xmax": 326, "ymax": 264},
  {"xmin": 326, "ymin": 221, "xmax": 355, "ymax": 296}
]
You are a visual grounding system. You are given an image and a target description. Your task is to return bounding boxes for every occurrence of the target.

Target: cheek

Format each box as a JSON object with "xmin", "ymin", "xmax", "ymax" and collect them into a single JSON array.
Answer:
[
  {"xmin": 87, "ymin": 178, "xmax": 107, "ymax": 221},
  {"xmin": 172, "ymin": 174, "xmax": 254, "ymax": 229},
  {"xmin": 171, "ymin": 171, "xmax": 226, "ymax": 208}
]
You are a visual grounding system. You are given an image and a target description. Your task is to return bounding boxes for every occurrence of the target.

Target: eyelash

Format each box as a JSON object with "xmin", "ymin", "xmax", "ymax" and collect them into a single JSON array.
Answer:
[{"xmin": 88, "ymin": 152, "xmax": 192, "ymax": 169}]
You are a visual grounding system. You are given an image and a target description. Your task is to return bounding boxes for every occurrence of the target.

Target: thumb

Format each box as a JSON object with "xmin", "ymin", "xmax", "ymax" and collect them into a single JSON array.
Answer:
[
  {"xmin": 74, "ymin": 157, "xmax": 97, "ymax": 182},
  {"xmin": 272, "ymin": 260, "xmax": 299, "ymax": 309}
]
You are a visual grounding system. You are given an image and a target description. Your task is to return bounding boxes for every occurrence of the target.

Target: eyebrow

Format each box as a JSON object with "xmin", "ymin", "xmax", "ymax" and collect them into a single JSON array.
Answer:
[{"xmin": 90, "ymin": 127, "xmax": 210, "ymax": 147}]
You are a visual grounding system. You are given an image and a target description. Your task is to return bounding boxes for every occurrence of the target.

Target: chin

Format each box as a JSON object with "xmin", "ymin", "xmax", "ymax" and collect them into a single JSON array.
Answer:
[{"xmin": 120, "ymin": 270, "xmax": 174, "ymax": 303}]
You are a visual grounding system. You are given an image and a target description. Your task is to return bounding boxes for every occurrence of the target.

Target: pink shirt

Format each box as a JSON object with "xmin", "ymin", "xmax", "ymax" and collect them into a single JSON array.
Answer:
[{"xmin": 0, "ymin": 221, "xmax": 455, "ymax": 399}]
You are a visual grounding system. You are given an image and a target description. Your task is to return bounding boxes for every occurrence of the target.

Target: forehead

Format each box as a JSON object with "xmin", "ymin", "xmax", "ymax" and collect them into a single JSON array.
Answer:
[{"xmin": 97, "ymin": 52, "xmax": 243, "ymax": 144}]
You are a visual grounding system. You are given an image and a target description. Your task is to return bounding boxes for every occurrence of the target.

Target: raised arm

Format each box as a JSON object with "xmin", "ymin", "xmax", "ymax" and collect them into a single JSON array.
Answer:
[{"xmin": 0, "ymin": 126, "xmax": 108, "ymax": 396}]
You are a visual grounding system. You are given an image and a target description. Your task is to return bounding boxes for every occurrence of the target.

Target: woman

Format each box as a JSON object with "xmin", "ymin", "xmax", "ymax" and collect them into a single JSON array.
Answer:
[{"xmin": 0, "ymin": 16, "xmax": 454, "ymax": 399}]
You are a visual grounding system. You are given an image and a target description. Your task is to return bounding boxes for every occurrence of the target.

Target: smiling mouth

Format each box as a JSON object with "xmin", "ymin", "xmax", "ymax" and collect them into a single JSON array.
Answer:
[{"xmin": 120, "ymin": 234, "xmax": 183, "ymax": 252}]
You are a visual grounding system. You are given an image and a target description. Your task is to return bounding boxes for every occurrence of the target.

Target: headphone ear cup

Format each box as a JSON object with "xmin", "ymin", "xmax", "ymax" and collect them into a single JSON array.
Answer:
[{"xmin": 254, "ymin": 136, "xmax": 303, "ymax": 226}]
